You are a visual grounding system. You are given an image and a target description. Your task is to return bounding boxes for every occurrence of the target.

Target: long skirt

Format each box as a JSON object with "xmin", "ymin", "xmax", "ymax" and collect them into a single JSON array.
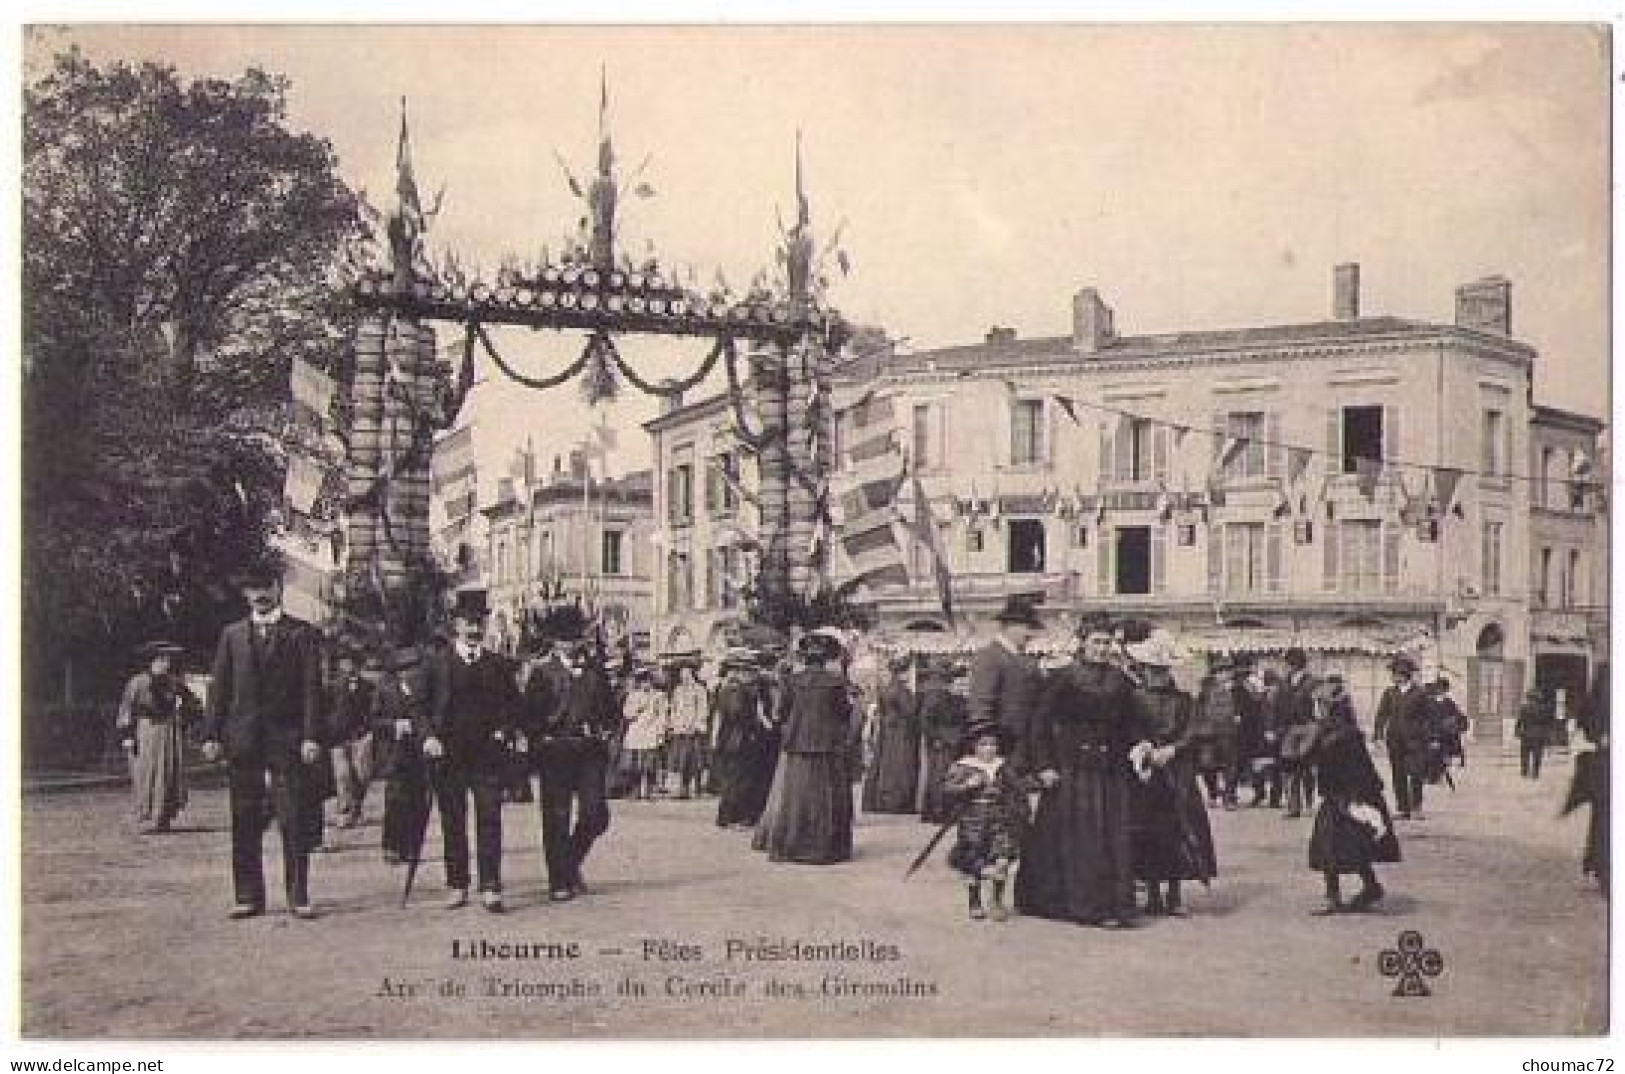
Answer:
[
  {"xmin": 716, "ymin": 737, "xmax": 778, "ymax": 827},
  {"xmin": 1308, "ymin": 794, "xmax": 1402, "ymax": 873},
  {"xmin": 1131, "ymin": 765, "xmax": 1218, "ymax": 883},
  {"xmin": 862, "ymin": 721, "xmax": 922, "ymax": 815},
  {"xmin": 1015, "ymin": 766, "xmax": 1135, "ymax": 923},
  {"xmin": 666, "ymin": 734, "xmax": 705, "ymax": 782},
  {"xmin": 752, "ymin": 751, "xmax": 853, "ymax": 864},
  {"xmin": 130, "ymin": 719, "xmax": 187, "ymax": 826}
]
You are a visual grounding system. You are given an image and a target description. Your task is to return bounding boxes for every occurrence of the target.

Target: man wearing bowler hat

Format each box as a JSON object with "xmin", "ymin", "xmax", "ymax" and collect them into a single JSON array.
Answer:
[
  {"xmin": 1373, "ymin": 653, "xmax": 1435, "ymax": 820},
  {"xmin": 200, "ymin": 559, "xmax": 326, "ymax": 920},
  {"xmin": 969, "ymin": 595, "xmax": 1046, "ymax": 772},
  {"xmin": 424, "ymin": 587, "xmax": 522, "ymax": 911}
]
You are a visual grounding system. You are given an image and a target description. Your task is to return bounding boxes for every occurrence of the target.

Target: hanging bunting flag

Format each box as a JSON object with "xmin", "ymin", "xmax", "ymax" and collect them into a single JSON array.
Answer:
[
  {"xmin": 1271, "ymin": 477, "xmax": 1292, "ymax": 519},
  {"xmin": 1354, "ymin": 456, "xmax": 1382, "ymax": 499},
  {"xmin": 909, "ymin": 475, "xmax": 956, "ymax": 627},
  {"xmin": 1205, "ymin": 468, "xmax": 1227, "ymax": 509},
  {"xmin": 1155, "ymin": 482, "xmax": 1174, "ymax": 523},
  {"xmin": 1287, "ymin": 446, "xmax": 1312, "ymax": 489},
  {"xmin": 1172, "ymin": 424, "xmax": 1189, "ymax": 450},
  {"xmin": 1053, "ymin": 393, "xmax": 1082, "ymax": 425},
  {"xmin": 1433, "ymin": 466, "xmax": 1464, "ymax": 517},
  {"xmin": 1219, "ymin": 435, "xmax": 1248, "ymax": 471}
]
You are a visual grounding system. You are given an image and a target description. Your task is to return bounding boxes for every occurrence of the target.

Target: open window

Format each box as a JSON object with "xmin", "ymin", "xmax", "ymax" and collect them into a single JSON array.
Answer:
[
  {"xmin": 1007, "ymin": 518, "xmax": 1046, "ymax": 574},
  {"xmin": 1115, "ymin": 526, "xmax": 1151, "ymax": 595},
  {"xmin": 1341, "ymin": 405, "xmax": 1383, "ymax": 473}
]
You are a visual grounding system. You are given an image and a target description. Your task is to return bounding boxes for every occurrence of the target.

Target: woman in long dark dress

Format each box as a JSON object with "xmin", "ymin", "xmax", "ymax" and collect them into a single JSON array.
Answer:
[
  {"xmin": 917, "ymin": 659, "xmax": 968, "ymax": 823},
  {"xmin": 862, "ymin": 656, "xmax": 921, "ymax": 814},
  {"xmin": 714, "ymin": 654, "xmax": 779, "ymax": 828},
  {"xmin": 1015, "ymin": 618, "xmax": 1139, "ymax": 928},
  {"xmin": 1126, "ymin": 632, "xmax": 1217, "ymax": 917},
  {"xmin": 116, "ymin": 640, "xmax": 197, "ymax": 833},
  {"xmin": 1307, "ymin": 671, "xmax": 1400, "ymax": 914},
  {"xmin": 753, "ymin": 633, "xmax": 859, "ymax": 864}
]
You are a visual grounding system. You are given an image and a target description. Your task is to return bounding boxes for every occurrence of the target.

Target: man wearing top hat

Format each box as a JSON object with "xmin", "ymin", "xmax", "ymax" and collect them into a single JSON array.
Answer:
[
  {"xmin": 200, "ymin": 560, "xmax": 326, "ymax": 920},
  {"xmin": 423, "ymin": 587, "xmax": 522, "ymax": 911},
  {"xmin": 527, "ymin": 634, "xmax": 619, "ymax": 901},
  {"xmin": 1372, "ymin": 653, "xmax": 1435, "ymax": 820},
  {"xmin": 969, "ymin": 596, "xmax": 1046, "ymax": 773}
]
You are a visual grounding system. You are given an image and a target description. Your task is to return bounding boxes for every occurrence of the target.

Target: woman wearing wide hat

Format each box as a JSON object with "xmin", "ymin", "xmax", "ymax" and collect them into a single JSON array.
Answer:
[
  {"xmin": 862, "ymin": 652, "xmax": 922, "ymax": 815},
  {"xmin": 753, "ymin": 630, "xmax": 859, "ymax": 864},
  {"xmin": 1125, "ymin": 630, "xmax": 1217, "ymax": 917},
  {"xmin": 116, "ymin": 640, "xmax": 198, "ymax": 833},
  {"xmin": 713, "ymin": 649, "xmax": 779, "ymax": 828}
]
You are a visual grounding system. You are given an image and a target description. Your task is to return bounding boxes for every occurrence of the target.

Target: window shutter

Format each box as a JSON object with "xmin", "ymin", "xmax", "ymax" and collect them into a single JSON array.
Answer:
[
  {"xmin": 1097, "ymin": 528, "xmax": 1113, "ymax": 594},
  {"xmin": 1266, "ymin": 411, "xmax": 1284, "ymax": 478},
  {"xmin": 1045, "ymin": 402, "xmax": 1056, "ymax": 467},
  {"xmin": 1267, "ymin": 522, "xmax": 1284, "ymax": 593},
  {"xmin": 1207, "ymin": 522, "xmax": 1224, "ymax": 594},
  {"xmin": 1326, "ymin": 409, "xmax": 1342, "ymax": 474},
  {"xmin": 1153, "ymin": 425, "xmax": 1170, "ymax": 483},
  {"xmin": 704, "ymin": 460, "xmax": 718, "ymax": 513},
  {"xmin": 1009, "ymin": 403, "xmax": 1020, "ymax": 466},
  {"xmin": 1323, "ymin": 519, "xmax": 1339, "ymax": 591},
  {"xmin": 1144, "ymin": 525, "xmax": 1163, "ymax": 593},
  {"xmin": 1099, "ymin": 421, "xmax": 1115, "ymax": 488},
  {"xmin": 1115, "ymin": 418, "xmax": 1134, "ymax": 483},
  {"xmin": 1383, "ymin": 405, "xmax": 1400, "ymax": 467},
  {"xmin": 1382, "ymin": 522, "xmax": 1401, "ymax": 593}
]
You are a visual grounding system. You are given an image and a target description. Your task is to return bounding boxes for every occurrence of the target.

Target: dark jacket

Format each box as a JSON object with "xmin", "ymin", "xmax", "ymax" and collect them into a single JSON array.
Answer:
[
  {"xmin": 329, "ymin": 674, "xmax": 376, "ymax": 744},
  {"xmin": 1027, "ymin": 659, "xmax": 1137, "ymax": 774},
  {"xmin": 969, "ymin": 640, "xmax": 1045, "ymax": 762},
  {"xmin": 1374, "ymin": 683, "xmax": 1435, "ymax": 754},
  {"xmin": 372, "ymin": 650, "xmax": 431, "ymax": 778},
  {"xmin": 715, "ymin": 675, "xmax": 774, "ymax": 754},
  {"xmin": 203, "ymin": 615, "xmax": 324, "ymax": 764},
  {"xmin": 425, "ymin": 647, "xmax": 521, "ymax": 769},
  {"xmin": 778, "ymin": 666, "xmax": 857, "ymax": 755}
]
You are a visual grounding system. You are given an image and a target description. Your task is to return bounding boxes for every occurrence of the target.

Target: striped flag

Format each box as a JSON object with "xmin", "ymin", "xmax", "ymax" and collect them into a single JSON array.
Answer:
[
  {"xmin": 290, "ymin": 360, "xmax": 336, "ymax": 434},
  {"xmin": 832, "ymin": 391, "xmax": 909, "ymax": 589},
  {"xmin": 908, "ymin": 474, "xmax": 955, "ymax": 626},
  {"xmin": 285, "ymin": 453, "xmax": 327, "ymax": 515}
]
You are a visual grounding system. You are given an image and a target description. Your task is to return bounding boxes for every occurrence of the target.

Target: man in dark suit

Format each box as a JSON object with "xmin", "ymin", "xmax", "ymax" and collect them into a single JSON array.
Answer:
[
  {"xmin": 1277, "ymin": 647, "xmax": 1320, "ymax": 818},
  {"xmin": 200, "ymin": 560, "xmax": 326, "ymax": 920},
  {"xmin": 525, "ymin": 636, "xmax": 618, "ymax": 901},
  {"xmin": 423, "ymin": 588, "xmax": 520, "ymax": 912},
  {"xmin": 969, "ymin": 595, "xmax": 1045, "ymax": 772},
  {"xmin": 1373, "ymin": 654, "xmax": 1435, "ymax": 820}
]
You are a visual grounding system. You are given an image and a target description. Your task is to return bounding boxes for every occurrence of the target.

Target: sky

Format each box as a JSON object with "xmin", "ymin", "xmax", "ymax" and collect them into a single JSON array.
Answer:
[{"xmin": 28, "ymin": 23, "xmax": 1612, "ymax": 479}]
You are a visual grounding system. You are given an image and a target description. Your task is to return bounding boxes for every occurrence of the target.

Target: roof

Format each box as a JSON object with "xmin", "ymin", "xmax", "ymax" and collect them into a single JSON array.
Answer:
[
  {"xmin": 643, "ymin": 389, "xmax": 738, "ymax": 433},
  {"xmin": 1532, "ymin": 404, "xmax": 1606, "ymax": 434},
  {"xmin": 879, "ymin": 315, "xmax": 1531, "ymax": 376}
]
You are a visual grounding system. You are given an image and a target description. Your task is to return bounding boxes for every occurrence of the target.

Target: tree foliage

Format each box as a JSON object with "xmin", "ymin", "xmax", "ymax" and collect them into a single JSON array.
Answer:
[{"xmin": 23, "ymin": 48, "xmax": 365, "ymax": 693}]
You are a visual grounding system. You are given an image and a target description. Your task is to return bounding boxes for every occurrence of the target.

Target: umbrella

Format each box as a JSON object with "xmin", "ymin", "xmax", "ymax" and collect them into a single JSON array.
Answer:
[
  {"xmin": 904, "ymin": 815, "xmax": 960, "ymax": 879},
  {"xmin": 400, "ymin": 757, "xmax": 439, "ymax": 908}
]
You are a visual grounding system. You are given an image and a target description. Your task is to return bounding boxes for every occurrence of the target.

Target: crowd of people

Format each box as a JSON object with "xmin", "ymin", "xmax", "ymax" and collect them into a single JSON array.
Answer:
[{"xmin": 114, "ymin": 569, "xmax": 1609, "ymax": 925}]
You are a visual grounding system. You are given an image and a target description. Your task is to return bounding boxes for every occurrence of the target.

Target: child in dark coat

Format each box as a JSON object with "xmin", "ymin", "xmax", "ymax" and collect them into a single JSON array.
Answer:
[{"xmin": 941, "ymin": 720, "xmax": 1032, "ymax": 921}]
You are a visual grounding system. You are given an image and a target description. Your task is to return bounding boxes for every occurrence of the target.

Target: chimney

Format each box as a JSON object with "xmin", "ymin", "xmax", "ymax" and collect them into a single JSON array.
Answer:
[
  {"xmin": 1333, "ymin": 263, "xmax": 1360, "ymax": 321},
  {"xmin": 658, "ymin": 378, "xmax": 685, "ymax": 415},
  {"xmin": 569, "ymin": 449, "xmax": 587, "ymax": 482},
  {"xmin": 1455, "ymin": 276, "xmax": 1512, "ymax": 336},
  {"xmin": 1072, "ymin": 288, "xmax": 1115, "ymax": 354},
  {"xmin": 984, "ymin": 325, "xmax": 1017, "ymax": 346}
]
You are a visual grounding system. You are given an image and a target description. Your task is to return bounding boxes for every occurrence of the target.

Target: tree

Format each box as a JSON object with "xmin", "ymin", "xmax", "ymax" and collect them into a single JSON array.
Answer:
[{"xmin": 22, "ymin": 48, "xmax": 365, "ymax": 702}]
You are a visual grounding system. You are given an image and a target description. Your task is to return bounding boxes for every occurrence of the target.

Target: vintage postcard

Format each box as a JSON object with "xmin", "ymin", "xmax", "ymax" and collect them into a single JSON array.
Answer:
[{"xmin": 11, "ymin": 20, "xmax": 1612, "ymax": 1050}]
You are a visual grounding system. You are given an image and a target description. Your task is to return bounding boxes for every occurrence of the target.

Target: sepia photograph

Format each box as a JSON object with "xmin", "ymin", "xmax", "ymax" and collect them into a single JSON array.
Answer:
[{"xmin": 11, "ymin": 20, "xmax": 1613, "ymax": 1045}]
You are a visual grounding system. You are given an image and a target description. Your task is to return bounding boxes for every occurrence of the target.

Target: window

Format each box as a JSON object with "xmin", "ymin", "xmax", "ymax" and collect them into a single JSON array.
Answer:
[
  {"xmin": 1482, "ymin": 410, "xmax": 1506, "ymax": 477},
  {"xmin": 706, "ymin": 452, "xmax": 739, "ymax": 516},
  {"xmin": 668, "ymin": 461, "xmax": 694, "ymax": 527},
  {"xmin": 1115, "ymin": 526, "xmax": 1151, "ymax": 595},
  {"xmin": 1011, "ymin": 399, "xmax": 1045, "ymax": 467},
  {"xmin": 1007, "ymin": 518, "xmax": 1047, "ymax": 574},
  {"xmin": 602, "ymin": 530, "xmax": 623, "ymax": 576},
  {"xmin": 1566, "ymin": 549, "xmax": 1583, "ymax": 608},
  {"xmin": 1116, "ymin": 418, "xmax": 1156, "ymax": 482},
  {"xmin": 1481, "ymin": 520, "xmax": 1503, "ymax": 597},
  {"xmin": 1340, "ymin": 520, "xmax": 1383, "ymax": 593},
  {"xmin": 1226, "ymin": 412, "xmax": 1268, "ymax": 480},
  {"xmin": 1541, "ymin": 447, "xmax": 1557, "ymax": 508},
  {"xmin": 1340, "ymin": 406, "xmax": 1384, "ymax": 474},
  {"xmin": 912, "ymin": 404, "xmax": 943, "ymax": 471},
  {"xmin": 1538, "ymin": 546, "xmax": 1553, "ymax": 607},
  {"xmin": 1224, "ymin": 522, "xmax": 1267, "ymax": 594},
  {"xmin": 666, "ymin": 551, "xmax": 692, "ymax": 612}
]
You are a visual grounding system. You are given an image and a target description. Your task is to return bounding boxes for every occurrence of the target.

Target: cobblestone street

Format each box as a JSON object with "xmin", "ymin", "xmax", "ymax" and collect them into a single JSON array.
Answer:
[{"xmin": 20, "ymin": 746, "xmax": 1606, "ymax": 1039}]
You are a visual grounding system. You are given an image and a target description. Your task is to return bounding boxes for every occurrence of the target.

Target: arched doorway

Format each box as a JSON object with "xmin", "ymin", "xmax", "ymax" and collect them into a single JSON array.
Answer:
[{"xmin": 1471, "ymin": 621, "xmax": 1520, "ymax": 743}]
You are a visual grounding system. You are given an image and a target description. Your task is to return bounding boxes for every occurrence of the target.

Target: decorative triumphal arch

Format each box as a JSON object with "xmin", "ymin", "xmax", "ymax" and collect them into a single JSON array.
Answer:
[{"xmin": 335, "ymin": 90, "xmax": 849, "ymax": 642}]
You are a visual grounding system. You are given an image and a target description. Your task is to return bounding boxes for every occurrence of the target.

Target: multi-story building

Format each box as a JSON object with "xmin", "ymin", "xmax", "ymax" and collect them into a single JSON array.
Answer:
[
  {"xmin": 430, "ymin": 422, "xmax": 483, "ymax": 582},
  {"xmin": 1528, "ymin": 405, "xmax": 1609, "ymax": 726},
  {"xmin": 480, "ymin": 451, "xmax": 656, "ymax": 654},
  {"xmin": 647, "ymin": 264, "xmax": 1607, "ymax": 735},
  {"xmin": 643, "ymin": 393, "xmax": 761, "ymax": 656}
]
